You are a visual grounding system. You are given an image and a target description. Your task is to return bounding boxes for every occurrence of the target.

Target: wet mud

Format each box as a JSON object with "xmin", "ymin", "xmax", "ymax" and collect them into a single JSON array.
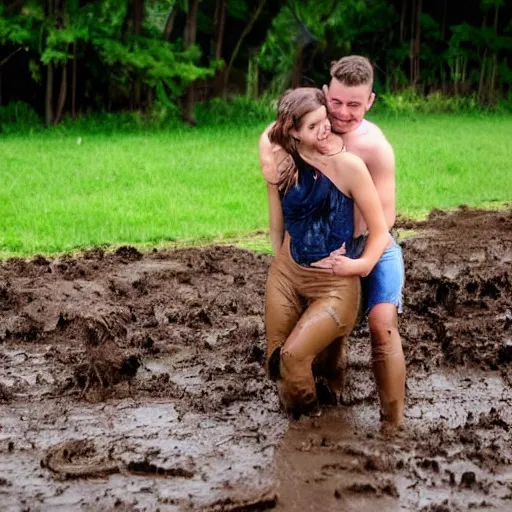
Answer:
[{"xmin": 1, "ymin": 207, "xmax": 511, "ymax": 511}]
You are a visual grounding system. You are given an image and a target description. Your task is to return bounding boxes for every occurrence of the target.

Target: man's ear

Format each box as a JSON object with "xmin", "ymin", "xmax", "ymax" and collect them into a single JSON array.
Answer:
[
  {"xmin": 322, "ymin": 84, "xmax": 329, "ymax": 97},
  {"xmin": 366, "ymin": 92, "xmax": 376, "ymax": 111}
]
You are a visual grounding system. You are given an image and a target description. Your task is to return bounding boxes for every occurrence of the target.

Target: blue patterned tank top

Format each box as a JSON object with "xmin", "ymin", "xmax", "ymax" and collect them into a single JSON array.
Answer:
[{"xmin": 280, "ymin": 154, "xmax": 357, "ymax": 266}]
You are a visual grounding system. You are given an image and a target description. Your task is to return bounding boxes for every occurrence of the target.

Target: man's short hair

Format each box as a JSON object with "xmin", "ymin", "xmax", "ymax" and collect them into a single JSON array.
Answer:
[{"xmin": 330, "ymin": 56, "xmax": 373, "ymax": 88}]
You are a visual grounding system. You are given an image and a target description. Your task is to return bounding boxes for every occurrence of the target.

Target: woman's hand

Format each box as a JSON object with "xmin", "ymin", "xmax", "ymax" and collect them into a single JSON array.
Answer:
[{"xmin": 310, "ymin": 244, "xmax": 369, "ymax": 277}]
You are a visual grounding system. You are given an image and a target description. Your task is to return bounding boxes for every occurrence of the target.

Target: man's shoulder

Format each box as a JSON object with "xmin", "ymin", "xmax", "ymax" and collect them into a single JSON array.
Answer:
[
  {"xmin": 357, "ymin": 120, "xmax": 390, "ymax": 149},
  {"xmin": 259, "ymin": 124, "xmax": 289, "ymax": 184},
  {"xmin": 262, "ymin": 121, "xmax": 276, "ymax": 136},
  {"xmin": 259, "ymin": 122, "xmax": 274, "ymax": 149},
  {"xmin": 343, "ymin": 120, "xmax": 394, "ymax": 176},
  {"xmin": 352, "ymin": 121, "xmax": 394, "ymax": 168},
  {"xmin": 259, "ymin": 123, "xmax": 285, "ymax": 160}
]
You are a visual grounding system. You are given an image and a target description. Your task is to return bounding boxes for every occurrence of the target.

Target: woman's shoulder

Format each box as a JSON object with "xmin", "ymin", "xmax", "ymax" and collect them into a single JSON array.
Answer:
[
  {"xmin": 331, "ymin": 149, "xmax": 367, "ymax": 174},
  {"xmin": 326, "ymin": 150, "xmax": 370, "ymax": 195}
]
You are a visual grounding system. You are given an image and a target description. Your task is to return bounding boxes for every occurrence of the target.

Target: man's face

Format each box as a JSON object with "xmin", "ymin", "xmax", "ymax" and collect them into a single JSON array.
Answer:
[{"xmin": 325, "ymin": 79, "xmax": 375, "ymax": 134}]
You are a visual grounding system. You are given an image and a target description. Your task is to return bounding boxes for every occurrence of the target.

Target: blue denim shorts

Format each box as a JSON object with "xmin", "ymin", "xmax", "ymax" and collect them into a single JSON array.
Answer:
[
  {"xmin": 362, "ymin": 239, "xmax": 405, "ymax": 314},
  {"xmin": 348, "ymin": 235, "xmax": 405, "ymax": 315}
]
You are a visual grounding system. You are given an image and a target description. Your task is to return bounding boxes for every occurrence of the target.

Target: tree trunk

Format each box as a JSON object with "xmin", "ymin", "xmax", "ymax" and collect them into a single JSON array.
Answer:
[
  {"xmin": 488, "ymin": 5, "xmax": 500, "ymax": 105},
  {"xmin": 45, "ymin": 63, "xmax": 54, "ymax": 126},
  {"xmin": 132, "ymin": 0, "xmax": 143, "ymax": 36},
  {"xmin": 214, "ymin": 0, "xmax": 227, "ymax": 60},
  {"xmin": 291, "ymin": 46, "xmax": 303, "ymax": 88},
  {"xmin": 223, "ymin": 0, "xmax": 267, "ymax": 98},
  {"xmin": 488, "ymin": 54, "xmax": 497, "ymax": 105},
  {"xmin": 414, "ymin": 0, "xmax": 422, "ymax": 87},
  {"xmin": 147, "ymin": 86, "xmax": 153, "ymax": 110},
  {"xmin": 478, "ymin": 49, "xmax": 487, "ymax": 103},
  {"xmin": 184, "ymin": 0, "xmax": 200, "ymax": 125},
  {"xmin": 246, "ymin": 54, "xmax": 259, "ymax": 99},
  {"xmin": 163, "ymin": 7, "xmax": 177, "ymax": 40},
  {"xmin": 409, "ymin": 0, "xmax": 422, "ymax": 88},
  {"xmin": 45, "ymin": 0, "xmax": 55, "ymax": 126},
  {"xmin": 400, "ymin": 0, "xmax": 407, "ymax": 44},
  {"xmin": 130, "ymin": 0, "xmax": 144, "ymax": 110},
  {"xmin": 54, "ymin": 63, "xmax": 67, "ymax": 124},
  {"xmin": 185, "ymin": 0, "xmax": 199, "ymax": 47},
  {"xmin": 210, "ymin": 0, "xmax": 228, "ymax": 97},
  {"xmin": 71, "ymin": 41, "xmax": 77, "ymax": 119},
  {"xmin": 441, "ymin": 0, "xmax": 447, "ymax": 41}
]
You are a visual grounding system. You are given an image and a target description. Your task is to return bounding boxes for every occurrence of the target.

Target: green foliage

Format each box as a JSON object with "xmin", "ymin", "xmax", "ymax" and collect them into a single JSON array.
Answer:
[
  {"xmin": 0, "ymin": 0, "xmax": 214, "ymax": 120},
  {"xmin": 257, "ymin": 0, "xmax": 396, "ymax": 96},
  {"xmin": 257, "ymin": 6, "xmax": 296, "ymax": 94},
  {"xmin": 1, "ymin": 0, "xmax": 510, "ymax": 121},
  {"xmin": 0, "ymin": 2, "xmax": 40, "ymax": 47},
  {"xmin": 87, "ymin": 1, "xmax": 215, "ymax": 101},
  {"xmin": 145, "ymin": 0, "xmax": 175, "ymax": 33}
]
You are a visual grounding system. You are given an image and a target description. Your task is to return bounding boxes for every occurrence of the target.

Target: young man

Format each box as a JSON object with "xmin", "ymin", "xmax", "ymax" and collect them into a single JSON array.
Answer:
[{"xmin": 259, "ymin": 56, "xmax": 405, "ymax": 427}]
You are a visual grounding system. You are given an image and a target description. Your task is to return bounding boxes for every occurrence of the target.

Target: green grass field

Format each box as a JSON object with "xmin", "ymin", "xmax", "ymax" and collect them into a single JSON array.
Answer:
[{"xmin": 1, "ymin": 113, "xmax": 511, "ymax": 258}]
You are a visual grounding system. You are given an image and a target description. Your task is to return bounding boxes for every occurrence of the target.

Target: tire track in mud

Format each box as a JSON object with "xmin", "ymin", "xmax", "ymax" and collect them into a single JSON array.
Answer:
[{"xmin": 0, "ymin": 207, "xmax": 511, "ymax": 511}]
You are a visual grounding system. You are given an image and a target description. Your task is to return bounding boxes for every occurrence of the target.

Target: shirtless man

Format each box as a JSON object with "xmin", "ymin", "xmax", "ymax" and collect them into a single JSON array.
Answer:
[{"xmin": 259, "ymin": 56, "xmax": 405, "ymax": 427}]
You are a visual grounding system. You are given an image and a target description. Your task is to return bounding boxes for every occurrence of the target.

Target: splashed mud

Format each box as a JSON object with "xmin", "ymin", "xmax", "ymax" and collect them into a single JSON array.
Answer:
[{"xmin": 1, "ymin": 208, "xmax": 511, "ymax": 511}]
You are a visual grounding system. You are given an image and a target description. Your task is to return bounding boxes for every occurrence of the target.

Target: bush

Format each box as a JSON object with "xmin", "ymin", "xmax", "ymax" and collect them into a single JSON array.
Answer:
[
  {"xmin": 194, "ymin": 96, "xmax": 276, "ymax": 126},
  {"xmin": 0, "ymin": 102, "xmax": 43, "ymax": 134},
  {"xmin": 56, "ymin": 105, "xmax": 182, "ymax": 135},
  {"xmin": 373, "ymin": 89, "xmax": 506, "ymax": 115},
  {"xmin": 496, "ymin": 92, "xmax": 512, "ymax": 113},
  {"xmin": 0, "ymin": 99, "xmax": 185, "ymax": 136}
]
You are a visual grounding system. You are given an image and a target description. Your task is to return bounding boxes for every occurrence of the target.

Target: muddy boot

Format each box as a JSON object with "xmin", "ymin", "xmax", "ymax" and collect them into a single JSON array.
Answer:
[
  {"xmin": 314, "ymin": 376, "xmax": 337, "ymax": 406},
  {"xmin": 313, "ymin": 336, "xmax": 348, "ymax": 404},
  {"xmin": 267, "ymin": 345, "xmax": 282, "ymax": 381},
  {"xmin": 278, "ymin": 350, "xmax": 318, "ymax": 418}
]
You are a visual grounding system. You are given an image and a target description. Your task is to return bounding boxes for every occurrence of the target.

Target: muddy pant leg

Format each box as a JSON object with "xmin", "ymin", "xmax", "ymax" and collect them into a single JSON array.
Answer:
[
  {"xmin": 264, "ymin": 264, "xmax": 302, "ymax": 380},
  {"xmin": 279, "ymin": 296, "xmax": 358, "ymax": 416}
]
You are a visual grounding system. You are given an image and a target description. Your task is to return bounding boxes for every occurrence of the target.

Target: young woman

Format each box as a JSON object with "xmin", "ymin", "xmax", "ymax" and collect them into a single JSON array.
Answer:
[{"xmin": 259, "ymin": 87, "xmax": 390, "ymax": 417}]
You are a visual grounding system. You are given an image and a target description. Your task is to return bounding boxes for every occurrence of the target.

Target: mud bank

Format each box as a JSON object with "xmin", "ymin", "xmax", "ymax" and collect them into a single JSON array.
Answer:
[{"xmin": 1, "ymin": 208, "xmax": 511, "ymax": 511}]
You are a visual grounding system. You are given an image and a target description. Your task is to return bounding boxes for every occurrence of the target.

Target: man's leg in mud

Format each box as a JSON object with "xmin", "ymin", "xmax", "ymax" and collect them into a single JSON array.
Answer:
[
  {"xmin": 368, "ymin": 303, "xmax": 406, "ymax": 426},
  {"xmin": 280, "ymin": 298, "xmax": 357, "ymax": 417}
]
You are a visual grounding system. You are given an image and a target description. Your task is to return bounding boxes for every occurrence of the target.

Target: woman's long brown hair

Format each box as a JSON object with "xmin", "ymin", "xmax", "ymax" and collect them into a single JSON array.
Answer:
[{"xmin": 268, "ymin": 88, "xmax": 327, "ymax": 192}]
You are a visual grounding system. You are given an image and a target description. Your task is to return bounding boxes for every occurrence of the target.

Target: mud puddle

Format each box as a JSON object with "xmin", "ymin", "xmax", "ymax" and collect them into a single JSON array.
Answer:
[{"xmin": 1, "ymin": 207, "xmax": 511, "ymax": 511}]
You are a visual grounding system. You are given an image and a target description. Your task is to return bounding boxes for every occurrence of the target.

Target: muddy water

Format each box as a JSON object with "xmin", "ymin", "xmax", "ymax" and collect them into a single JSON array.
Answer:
[{"xmin": 1, "ymin": 208, "xmax": 511, "ymax": 511}]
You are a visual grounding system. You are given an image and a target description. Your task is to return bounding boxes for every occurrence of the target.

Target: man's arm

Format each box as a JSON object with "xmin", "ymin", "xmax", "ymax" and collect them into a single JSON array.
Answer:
[
  {"xmin": 365, "ymin": 136, "xmax": 396, "ymax": 230},
  {"xmin": 266, "ymin": 184, "xmax": 284, "ymax": 254},
  {"xmin": 259, "ymin": 129, "xmax": 284, "ymax": 254},
  {"xmin": 311, "ymin": 152, "xmax": 389, "ymax": 277}
]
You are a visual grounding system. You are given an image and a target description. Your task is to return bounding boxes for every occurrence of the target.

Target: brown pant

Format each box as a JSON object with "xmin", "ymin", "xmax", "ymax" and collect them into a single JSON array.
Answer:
[{"xmin": 265, "ymin": 235, "xmax": 361, "ymax": 416}]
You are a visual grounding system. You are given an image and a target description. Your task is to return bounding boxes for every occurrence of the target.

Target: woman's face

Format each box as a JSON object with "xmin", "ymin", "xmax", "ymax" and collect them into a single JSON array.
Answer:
[{"xmin": 291, "ymin": 105, "xmax": 331, "ymax": 150}]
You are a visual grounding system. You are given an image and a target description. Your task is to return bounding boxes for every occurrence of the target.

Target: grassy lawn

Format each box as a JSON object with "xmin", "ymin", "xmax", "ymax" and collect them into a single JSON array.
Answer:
[{"xmin": 1, "ymin": 113, "xmax": 511, "ymax": 257}]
